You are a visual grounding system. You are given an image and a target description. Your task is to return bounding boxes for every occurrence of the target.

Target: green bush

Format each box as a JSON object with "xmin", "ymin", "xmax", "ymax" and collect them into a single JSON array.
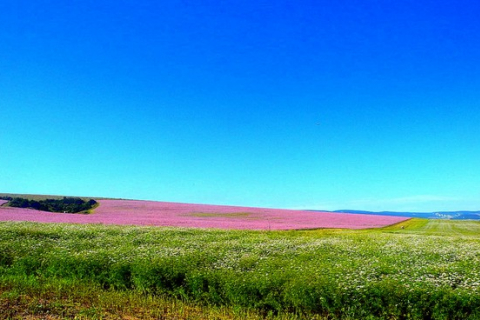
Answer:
[{"xmin": 7, "ymin": 197, "xmax": 97, "ymax": 213}]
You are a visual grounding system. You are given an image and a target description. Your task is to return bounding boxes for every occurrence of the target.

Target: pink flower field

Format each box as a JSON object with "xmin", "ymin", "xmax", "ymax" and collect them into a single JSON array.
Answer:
[{"xmin": 0, "ymin": 199, "xmax": 409, "ymax": 230}]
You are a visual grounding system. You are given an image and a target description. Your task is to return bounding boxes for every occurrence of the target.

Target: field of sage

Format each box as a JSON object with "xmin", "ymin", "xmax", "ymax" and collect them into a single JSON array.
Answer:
[{"xmin": 1, "ymin": 219, "xmax": 480, "ymax": 319}]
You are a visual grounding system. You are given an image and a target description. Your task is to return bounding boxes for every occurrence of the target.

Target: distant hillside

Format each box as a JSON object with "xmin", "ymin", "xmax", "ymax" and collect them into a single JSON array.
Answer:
[
  {"xmin": 0, "ymin": 193, "xmax": 121, "ymax": 201},
  {"xmin": 2, "ymin": 193, "xmax": 478, "ymax": 220},
  {"xmin": 328, "ymin": 210, "xmax": 480, "ymax": 220}
]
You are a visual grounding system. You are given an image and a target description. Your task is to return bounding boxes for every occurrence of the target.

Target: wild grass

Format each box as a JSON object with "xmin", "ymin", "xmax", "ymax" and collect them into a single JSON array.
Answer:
[
  {"xmin": 1, "ymin": 219, "xmax": 480, "ymax": 319},
  {"xmin": 1, "ymin": 277, "xmax": 303, "ymax": 320}
]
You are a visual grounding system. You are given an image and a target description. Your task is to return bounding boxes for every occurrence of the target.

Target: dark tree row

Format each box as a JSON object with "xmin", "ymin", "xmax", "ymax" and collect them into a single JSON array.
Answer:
[{"xmin": 7, "ymin": 197, "xmax": 97, "ymax": 213}]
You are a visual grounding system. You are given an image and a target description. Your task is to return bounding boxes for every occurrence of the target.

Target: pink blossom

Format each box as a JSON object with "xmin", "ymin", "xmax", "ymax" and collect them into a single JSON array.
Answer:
[{"xmin": 0, "ymin": 199, "xmax": 408, "ymax": 230}]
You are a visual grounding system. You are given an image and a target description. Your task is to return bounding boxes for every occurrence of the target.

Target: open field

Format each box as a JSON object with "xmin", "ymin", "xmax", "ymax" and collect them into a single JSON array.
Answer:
[
  {"xmin": 1, "ymin": 219, "xmax": 480, "ymax": 319},
  {"xmin": 0, "ymin": 199, "xmax": 408, "ymax": 230}
]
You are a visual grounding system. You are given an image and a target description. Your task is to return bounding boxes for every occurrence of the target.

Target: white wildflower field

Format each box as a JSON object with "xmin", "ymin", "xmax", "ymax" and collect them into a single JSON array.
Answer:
[{"xmin": 0, "ymin": 219, "xmax": 479, "ymax": 319}]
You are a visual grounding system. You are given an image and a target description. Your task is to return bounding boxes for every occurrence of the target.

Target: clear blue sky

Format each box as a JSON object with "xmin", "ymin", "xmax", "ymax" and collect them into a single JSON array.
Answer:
[{"xmin": 1, "ymin": 1, "xmax": 479, "ymax": 212}]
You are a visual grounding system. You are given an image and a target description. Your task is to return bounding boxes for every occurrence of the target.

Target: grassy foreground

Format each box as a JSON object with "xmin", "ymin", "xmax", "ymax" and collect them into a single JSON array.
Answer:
[{"xmin": 1, "ymin": 219, "xmax": 480, "ymax": 319}]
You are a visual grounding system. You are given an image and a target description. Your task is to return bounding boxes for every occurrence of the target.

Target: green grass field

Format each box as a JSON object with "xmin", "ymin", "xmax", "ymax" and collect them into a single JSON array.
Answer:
[{"xmin": 1, "ymin": 219, "xmax": 480, "ymax": 319}]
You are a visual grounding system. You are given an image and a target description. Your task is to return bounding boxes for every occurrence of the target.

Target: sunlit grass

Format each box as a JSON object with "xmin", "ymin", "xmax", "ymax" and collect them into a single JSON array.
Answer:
[
  {"xmin": 382, "ymin": 218, "xmax": 480, "ymax": 236},
  {"xmin": 1, "ymin": 277, "xmax": 310, "ymax": 320},
  {"xmin": 1, "ymin": 219, "xmax": 479, "ymax": 319}
]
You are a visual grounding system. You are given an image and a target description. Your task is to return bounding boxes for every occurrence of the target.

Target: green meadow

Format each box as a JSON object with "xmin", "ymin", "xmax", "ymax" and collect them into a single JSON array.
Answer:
[{"xmin": 1, "ymin": 219, "xmax": 480, "ymax": 319}]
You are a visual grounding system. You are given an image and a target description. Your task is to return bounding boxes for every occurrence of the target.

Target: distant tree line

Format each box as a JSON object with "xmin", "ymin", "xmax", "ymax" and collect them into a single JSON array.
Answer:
[{"xmin": 6, "ymin": 197, "xmax": 97, "ymax": 213}]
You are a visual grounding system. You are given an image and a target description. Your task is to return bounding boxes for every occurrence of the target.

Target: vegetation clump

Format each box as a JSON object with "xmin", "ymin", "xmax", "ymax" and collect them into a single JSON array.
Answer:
[{"xmin": 5, "ymin": 197, "xmax": 97, "ymax": 213}]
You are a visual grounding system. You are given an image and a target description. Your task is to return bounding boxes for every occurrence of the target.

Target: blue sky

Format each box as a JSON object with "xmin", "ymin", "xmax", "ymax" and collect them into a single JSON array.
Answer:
[{"xmin": 1, "ymin": 1, "xmax": 479, "ymax": 212}]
